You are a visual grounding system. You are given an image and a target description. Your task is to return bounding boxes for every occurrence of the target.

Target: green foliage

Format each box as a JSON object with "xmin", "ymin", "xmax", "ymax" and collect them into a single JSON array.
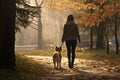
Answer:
[{"xmin": 16, "ymin": 0, "xmax": 40, "ymax": 32}]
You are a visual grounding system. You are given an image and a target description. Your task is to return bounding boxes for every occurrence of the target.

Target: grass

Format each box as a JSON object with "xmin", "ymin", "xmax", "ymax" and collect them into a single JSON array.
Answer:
[
  {"xmin": 76, "ymin": 48, "xmax": 120, "ymax": 60},
  {"xmin": 0, "ymin": 53, "xmax": 49, "ymax": 80},
  {"xmin": 18, "ymin": 48, "xmax": 120, "ymax": 61},
  {"xmin": 0, "ymin": 48, "xmax": 120, "ymax": 80}
]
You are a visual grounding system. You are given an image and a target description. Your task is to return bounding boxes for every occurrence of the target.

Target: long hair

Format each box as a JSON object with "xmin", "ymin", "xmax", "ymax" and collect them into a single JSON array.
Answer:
[{"xmin": 67, "ymin": 15, "xmax": 74, "ymax": 22}]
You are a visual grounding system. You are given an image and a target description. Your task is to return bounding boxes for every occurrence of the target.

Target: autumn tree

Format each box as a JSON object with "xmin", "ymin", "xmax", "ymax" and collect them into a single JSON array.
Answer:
[
  {"xmin": 79, "ymin": 0, "xmax": 120, "ymax": 53},
  {"xmin": 100, "ymin": 0, "xmax": 120, "ymax": 54}
]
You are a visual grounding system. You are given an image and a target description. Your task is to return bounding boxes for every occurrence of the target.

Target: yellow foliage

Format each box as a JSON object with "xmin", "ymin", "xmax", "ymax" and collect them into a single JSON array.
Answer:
[{"xmin": 44, "ymin": 0, "xmax": 120, "ymax": 27}]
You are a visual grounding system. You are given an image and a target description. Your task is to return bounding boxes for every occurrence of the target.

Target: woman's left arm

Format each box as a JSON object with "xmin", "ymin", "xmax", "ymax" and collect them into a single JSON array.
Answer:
[{"xmin": 76, "ymin": 25, "xmax": 81, "ymax": 43}]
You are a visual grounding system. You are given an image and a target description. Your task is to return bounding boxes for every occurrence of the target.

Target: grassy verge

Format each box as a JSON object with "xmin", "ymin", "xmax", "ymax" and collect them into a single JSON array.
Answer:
[
  {"xmin": 18, "ymin": 48, "xmax": 120, "ymax": 61},
  {"xmin": 76, "ymin": 48, "xmax": 120, "ymax": 60}
]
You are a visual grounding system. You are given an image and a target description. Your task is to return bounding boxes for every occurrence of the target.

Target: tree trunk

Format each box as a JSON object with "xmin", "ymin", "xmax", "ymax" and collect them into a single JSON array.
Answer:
[
  {"xmin": 35, "ymin": 0, "xmax": 43, "ymax": 49},
  {"xmin": 115, "ymin": 31, "xmax": 119, "ymax": 55},
  {"xmin": 38, "ymin": 9, "xmax": 43, "ymax": 49},
  {"xmin": 0, "ymin": 0, "xmax": 16, "ymax": 69},
  {"xmin": 96, "ymin": 22, "xmax": 105, "ymax": 49},
  {"xmin": 114, "ymin": 15, "xmax": 119, "ymax": 55},
  {"xmin": 105, "ymin": 32, "xmax": 109, "ymax": 54},
  {"xmin": 104, "ymin": 20, "xmax": 110, "ymax": 54},
  {"xmin": 90, "ymin": 27, "xmax": 93, "ymax": 50}
]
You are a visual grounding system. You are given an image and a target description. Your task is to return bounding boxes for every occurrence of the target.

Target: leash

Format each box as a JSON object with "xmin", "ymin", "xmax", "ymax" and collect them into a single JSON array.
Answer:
[{"xmin": 60, "ymin": 42, "xmax": 63, "ymax": 47}]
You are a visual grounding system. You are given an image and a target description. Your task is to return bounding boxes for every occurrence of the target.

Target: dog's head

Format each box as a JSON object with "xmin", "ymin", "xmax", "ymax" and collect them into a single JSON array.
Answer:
[{"xmin": 55, "ymin": 46, "xmax": 62, "ymax": 52}]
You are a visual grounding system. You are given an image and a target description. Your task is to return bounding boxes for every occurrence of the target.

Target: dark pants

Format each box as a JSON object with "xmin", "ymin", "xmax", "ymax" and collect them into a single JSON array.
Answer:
[{"xmin": 65, "ymin": 40, "xmax": 77, "ymax": 68}]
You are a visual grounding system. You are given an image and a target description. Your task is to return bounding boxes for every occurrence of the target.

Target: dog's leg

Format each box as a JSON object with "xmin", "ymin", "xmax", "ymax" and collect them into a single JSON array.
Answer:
[
  {"xmin": 53, "ymin": 60, "xmax": 55, "ymax": 69},
  {"xmin": 59, "ymin": 55, "xmax": 62, "ymax": 69},
  {"xmin": 59, "ymin": 60, "xmax": 61, "ymax": 69},
  {"xmin": 57, "ymin": 58, "xmax": 61, "ymax": 69},
  {"xmin": 56, "ymin": 60, "xmax": 59, "ymax": 69},
  {"xmin": 53, "ymin": 58, "xmax": 57, "ymax": 69}
]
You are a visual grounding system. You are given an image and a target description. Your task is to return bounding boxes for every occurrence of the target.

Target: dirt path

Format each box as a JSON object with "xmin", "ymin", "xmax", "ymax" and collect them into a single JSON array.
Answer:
[{"xmin": 26, "ymin": 55, "xmax": 120, "ymax": 80}]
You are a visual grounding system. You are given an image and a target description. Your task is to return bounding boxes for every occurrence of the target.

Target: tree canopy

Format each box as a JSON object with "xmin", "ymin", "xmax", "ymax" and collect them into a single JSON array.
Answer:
[{"xmin": 44, "ymin": 0, "xmax": 120, "ymax": 27}]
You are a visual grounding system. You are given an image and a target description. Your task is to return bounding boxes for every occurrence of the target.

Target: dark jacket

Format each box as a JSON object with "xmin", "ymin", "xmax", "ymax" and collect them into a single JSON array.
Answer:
[{"xmin": 62, "ymin": 21, "xmax": 80, "ymax": 42}]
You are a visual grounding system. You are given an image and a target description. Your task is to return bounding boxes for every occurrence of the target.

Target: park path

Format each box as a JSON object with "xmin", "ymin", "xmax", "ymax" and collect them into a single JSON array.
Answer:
[{"xmin": 26, "ymin": 55, "xmax": 120, "ymax": 80}]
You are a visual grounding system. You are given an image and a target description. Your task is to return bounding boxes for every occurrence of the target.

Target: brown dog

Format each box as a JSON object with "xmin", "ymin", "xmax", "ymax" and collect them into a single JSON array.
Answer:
[{"xmin": 53, "ymin": 46, "xmax": 62, "ymax": 69}]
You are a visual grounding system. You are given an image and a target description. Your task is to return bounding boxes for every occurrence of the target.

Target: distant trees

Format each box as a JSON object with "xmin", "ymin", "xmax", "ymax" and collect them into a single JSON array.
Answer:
[
  {"xmin": 83, "ymin": 0, "xmax": 120, "ymax": 54},
  {"xmin": 81, "ymin": 0, "xmax": 120, "ymax": 54}
]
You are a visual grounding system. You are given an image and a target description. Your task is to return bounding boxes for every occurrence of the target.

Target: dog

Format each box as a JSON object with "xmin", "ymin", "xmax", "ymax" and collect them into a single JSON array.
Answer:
[{"xmin": 53, "ymin": 46, "xmax": 62, "ymax": 69}]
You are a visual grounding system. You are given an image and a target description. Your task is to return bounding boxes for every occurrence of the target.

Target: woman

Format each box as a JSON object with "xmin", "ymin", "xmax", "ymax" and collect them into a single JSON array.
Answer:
[{"xmin": 62, "ymin": 14, "xmax": 81, "ymax": 68}]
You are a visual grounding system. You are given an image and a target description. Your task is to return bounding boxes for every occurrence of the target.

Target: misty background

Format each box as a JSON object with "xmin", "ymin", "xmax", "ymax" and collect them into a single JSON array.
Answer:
[{"xmin": 15, "ymin": 7, "xmax": 68, "ymax": 50}]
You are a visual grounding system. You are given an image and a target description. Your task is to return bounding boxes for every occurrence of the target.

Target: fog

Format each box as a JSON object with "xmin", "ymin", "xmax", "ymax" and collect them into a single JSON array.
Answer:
[
  {"xmin": 15, "ymin": 8, "xmax": 68, "ymax": 50},
  {"xmin": 42, "ymin": 8, "xmax": 67, "ymax": 48}
]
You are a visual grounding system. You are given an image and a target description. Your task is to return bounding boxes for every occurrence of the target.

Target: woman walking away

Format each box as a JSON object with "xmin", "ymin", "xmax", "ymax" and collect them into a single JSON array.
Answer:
[{"xmin": 62, "ymin": 14, "xmax": 81, "ymax": 68}]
